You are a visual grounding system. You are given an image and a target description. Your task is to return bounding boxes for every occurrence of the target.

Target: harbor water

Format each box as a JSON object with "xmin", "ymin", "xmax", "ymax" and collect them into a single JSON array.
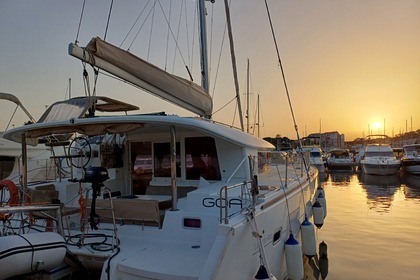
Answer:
[{"xmin": 310, "ymin": 171, "xmax": 420, "ymax": 280}]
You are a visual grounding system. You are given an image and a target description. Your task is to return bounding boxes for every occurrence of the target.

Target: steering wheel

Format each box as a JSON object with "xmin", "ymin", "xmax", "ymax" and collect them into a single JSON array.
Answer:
[{"xmin": 68, "ymin": 136, "xmax": 92, "ymax": 168}]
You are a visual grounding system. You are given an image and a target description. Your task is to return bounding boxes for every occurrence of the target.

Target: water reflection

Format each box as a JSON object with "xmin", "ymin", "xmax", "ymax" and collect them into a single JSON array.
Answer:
[
  {"xmin": 403, "ymin": 175, "xmax": 420, "ymax": 200},
  {"xmin": 304, "ymin": 241, "xmax": 329, "ymax": 280},
  {"xmin": 318, "ymin": 171, "xmax": 328, "ymax": 183},
  {"xmin": 358, "ymin": 173, "xmax": 401, "ymax": 213},
  {"xmin": 314, "ymin": 172, "xmax": 420, "ymax": 279},
  {"xmin": 326, "ymin": 170, "xmax": 354, "ymax": 185}
]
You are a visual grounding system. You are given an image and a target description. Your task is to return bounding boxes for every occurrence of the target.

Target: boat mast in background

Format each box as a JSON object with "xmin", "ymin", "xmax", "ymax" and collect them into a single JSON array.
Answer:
[{"xmin": 223, "ymin": 0, "xmax": 244, "ymax": 131}]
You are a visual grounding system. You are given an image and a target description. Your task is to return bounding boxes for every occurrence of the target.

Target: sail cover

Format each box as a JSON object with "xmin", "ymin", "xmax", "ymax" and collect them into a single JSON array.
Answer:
[{"xmin": 68, "ymin": 37, "xmax": 212, "ymax": 117}]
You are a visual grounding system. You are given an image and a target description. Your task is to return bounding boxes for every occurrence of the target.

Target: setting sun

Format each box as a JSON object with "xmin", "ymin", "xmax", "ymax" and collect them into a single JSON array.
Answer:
[{"xmin": 372, "ymin": 122, "xmax": 381, "ymax": 130}]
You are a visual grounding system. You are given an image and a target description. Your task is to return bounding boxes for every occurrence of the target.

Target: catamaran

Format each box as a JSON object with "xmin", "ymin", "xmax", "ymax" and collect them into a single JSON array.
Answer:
[{"xmin": 0, "ymin": 1, "xmax": 321, "ymax": 279}]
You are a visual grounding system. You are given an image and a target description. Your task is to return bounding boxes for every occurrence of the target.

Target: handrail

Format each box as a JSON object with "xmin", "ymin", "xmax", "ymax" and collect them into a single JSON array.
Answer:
[
  {"xmin": 9, "ymin": 157, "xmax": 70, "ymax": 185},
  {"xmin": 219, "ymin": 179, "xmax": 253, "ymax": 224},
  {"xmin": 218, "ymin": 155, "xmax": 251, "ymax": 224},
  {"xmin": 0, "ymin": 204, "xmax": 64, "ymax": 235}
]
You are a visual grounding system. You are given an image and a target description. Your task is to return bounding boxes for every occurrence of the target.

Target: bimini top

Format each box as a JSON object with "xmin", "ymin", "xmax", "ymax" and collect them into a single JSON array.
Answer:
[
  {"xmin": 37, "ymin": 96, "xmax": 139, "ymax": 123},
  {"xmin": 3, "ymin": 113, "xmax": 274, "ymax": 151}
]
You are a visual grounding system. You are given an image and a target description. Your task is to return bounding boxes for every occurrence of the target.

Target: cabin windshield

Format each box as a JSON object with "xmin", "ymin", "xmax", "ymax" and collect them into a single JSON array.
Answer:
[
  {"xmin": 153, "ymin": 142, "xmax": 181, "ymax": 177},
  {"xmin": 310, "ymin": 151, "xmax": 321, "ymax": 157},
  {"xmin": 331, "ymin": 151, "xmax": 349, "ymax": 158},
  {"xmin": 404, "ymin": 146, "xmax": 420, "ymax": 154},
  {"xmin": 365, "ymin": 151, "xmax": 394, "ymax": 157},
  {"xmin": 131, "ymin": 137, "xmax": 221, "ymax": 194},
  {"xmin": 185, "ymin": 137, "xmax": 221, "ymax": 180}
]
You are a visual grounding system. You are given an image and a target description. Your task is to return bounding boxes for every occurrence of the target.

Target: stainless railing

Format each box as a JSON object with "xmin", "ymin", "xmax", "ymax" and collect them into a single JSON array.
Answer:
[
  {"xmin": 0, "ymin": 204, "xmax": 64, "ymax": 235},
  {"xmin": 219, "ymin": 180, "xmax": 252, "ymax": 224}
]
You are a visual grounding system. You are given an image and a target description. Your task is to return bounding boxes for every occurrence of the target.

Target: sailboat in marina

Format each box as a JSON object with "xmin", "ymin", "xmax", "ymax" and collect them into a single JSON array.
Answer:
[{"xmin": 0, "ymin": 1, "xmax": 321, "ymax": 279}]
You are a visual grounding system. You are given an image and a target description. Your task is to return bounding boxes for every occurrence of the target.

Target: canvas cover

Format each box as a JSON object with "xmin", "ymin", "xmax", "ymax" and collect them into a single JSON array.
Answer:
[{"xmin": 69, "ymin": 37, "xmax": 212, "ymax": 117}]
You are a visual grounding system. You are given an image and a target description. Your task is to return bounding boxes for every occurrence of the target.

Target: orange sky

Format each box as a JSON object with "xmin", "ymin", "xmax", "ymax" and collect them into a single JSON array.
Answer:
[{"xmin": 0, "ymin": 0, "xmax": 419, "ymax": 141}]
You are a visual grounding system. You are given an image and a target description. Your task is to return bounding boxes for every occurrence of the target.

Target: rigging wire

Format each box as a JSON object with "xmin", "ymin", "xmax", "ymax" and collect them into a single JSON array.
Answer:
[
  {"xmin": 147, "ymin": 0, "xmax": 157, "ymax": 60},
  {"xmin": 184, "ymin": 0, "xmax": 191, "ymax": 70},
  {"xmin": 282, "ymin": 158, "xmax": 294, "ymax": 234},
  {"xmin": 128, "ymin": 2, "xmax": 155, "ymax": 51},
  {"xmin": 212, "ymin": 96, "xmax": 236, "ymax": 115},
  {"xmin": 75, "ymin": 0, "xmax": 86, "ymax": 44},
  {"xmin": 210, "ymin": 0, "xmax": 242, "ymax": 128},
  {"xmin": 171, "ymin": 0, "xmax": 184, "ymax": 74},
  {"xmin": 103, "ymin": 0, "xmax": 114, "ymax": 41},
  {"xmin": 120, "ymin": 0, "xmax": 152, "ymax": 48},
  {"xmin": 156, "ymin": 0, "xmax": 193, "ymax": 80},
  {"xmin": 164, "ymin": 1, "xmax": 172, "ymax": 71},
  {"xmin": 190, "ymin": 2, "xmax": 197, "ymax": 76},
  {"xmin": 263, "ymin": 0, "xmax": 310, "ymax": 177},
  {"xmin": 210, "ymin": 8, "xmax": 227, "ymax": 100}
]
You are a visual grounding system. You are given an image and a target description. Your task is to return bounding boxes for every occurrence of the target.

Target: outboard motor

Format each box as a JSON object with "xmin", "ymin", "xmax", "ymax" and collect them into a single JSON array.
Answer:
[{"xmin": 82, "ymin": 166, "xmax": 109, "ymax": 230}]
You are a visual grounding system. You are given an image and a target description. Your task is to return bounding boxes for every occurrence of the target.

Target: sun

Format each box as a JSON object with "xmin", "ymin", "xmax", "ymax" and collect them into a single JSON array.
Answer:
[{"xmin": 372, "ymin": 122, "xmax": 381, "ymax": 130}]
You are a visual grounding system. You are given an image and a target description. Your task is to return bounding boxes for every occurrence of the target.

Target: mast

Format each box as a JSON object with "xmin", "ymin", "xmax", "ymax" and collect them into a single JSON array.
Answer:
[
  {"xmin": 198, "ymin": 0, "xmax": 209, "ymax": 95},
  {"xmin": 246, "ymin": 59, "xmax": 250, "ymax": 133},
  {"xmin": 257, "ymin": 94, "xmax": 260, "ymax": 137},
  {"xmin": 224, "ymin": 0, "xmax": 244, "ymax": 131}
]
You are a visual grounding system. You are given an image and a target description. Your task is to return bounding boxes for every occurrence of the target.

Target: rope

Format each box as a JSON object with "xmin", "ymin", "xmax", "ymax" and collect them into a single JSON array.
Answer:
[
  {"xmin": 246, "ymin": 210, "xmax": 273, "ymax": 278},
  {"xmin": 82, "ymin": 64, "xmax": 91, "ymax": 97},
  {"xmin": 18, "ymin": 234, "xmax": 36, "ymax": 272}
]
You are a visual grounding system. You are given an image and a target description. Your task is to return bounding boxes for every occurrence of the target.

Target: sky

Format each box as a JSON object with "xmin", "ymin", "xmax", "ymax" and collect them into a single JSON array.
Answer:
[{"xmin": 0, "ymin": 0, "xmax": 419, "ymax": 141}]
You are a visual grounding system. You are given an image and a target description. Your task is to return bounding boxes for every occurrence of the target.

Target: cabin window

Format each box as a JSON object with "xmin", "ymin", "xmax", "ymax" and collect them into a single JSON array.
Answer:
[
  {"xmin": 365, "ymin": 151, "xmax": 394, "ymax": 157},
  {"xmin": 153, "ymin": 142, "xmax": 181, "ymax": 177},
  {"xmin": 273, "ymin": 229, "xmax": 281, "ymax": 244},
  {"xmin": 131, "ymin": 142, "xmax": 153, "ymax": 194},
  {"xmin": 185, "ymin": 137, "xmax": 221, "ymax": 180},
  {"xmin": 310, "ymin": 151, "xmax": 321, "ymax": 157}
]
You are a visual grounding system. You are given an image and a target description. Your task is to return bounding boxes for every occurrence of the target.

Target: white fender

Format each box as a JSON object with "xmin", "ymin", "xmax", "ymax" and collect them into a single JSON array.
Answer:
[
  {"xmin": 317, "ymin": 192, "xmax": 327, "ymax": 218},
  {"xmin": 284, "ymin": 234, "xmax": 304, "ymax": 280},
  {"xmin": 301, "ymin": 218, "xmax": 316, "ymax": 259},
  {"xmin": 312, "ymin": 200, "xmax": 324, "ymax": 229}
]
